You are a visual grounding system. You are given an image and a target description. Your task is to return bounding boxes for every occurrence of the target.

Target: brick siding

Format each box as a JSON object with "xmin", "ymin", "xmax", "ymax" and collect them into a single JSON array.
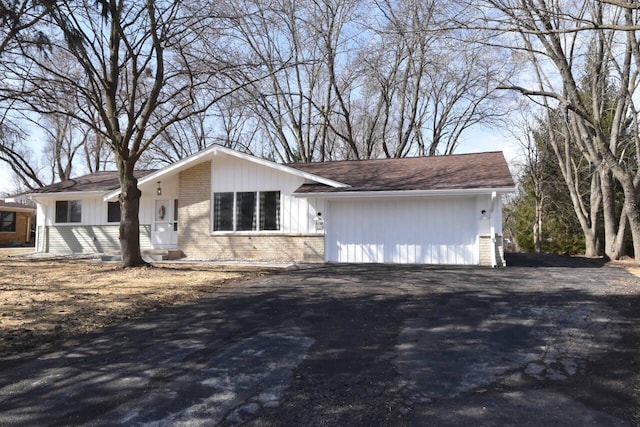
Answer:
[
  {"xmin": 478, "ymin": 234, "xmax": 505, "ymax": 267},
  {"xmin": 177, "ymin": 161, "xmax": 325, "ymax": 262}
]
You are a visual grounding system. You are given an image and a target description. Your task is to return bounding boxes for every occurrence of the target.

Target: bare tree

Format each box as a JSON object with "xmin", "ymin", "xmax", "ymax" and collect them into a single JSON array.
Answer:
[
  {"xmin": 5, "ymin": 0, "xmax": 260, "ymax": 267},
  {"xmin": 223, "ymin": 0, "xmax": 511, "ymax": 162},
  {"xmin": 475, "ymin": 0, "xmax": 640, "ymax": 261},
  {"xmin": 0, "ymin": 120, "xmax": 45, "ymax": 190},
  {"xmin": 40, "ymin": 113, "xmax": 85, "ymax": 182},
  {"xmin": 0, "ymin": 1, "xmax": 51, "ymax": 190},
  {"xmin": 514, "ymin": 120, "xmax": 546, "ymax": 252},
  {"xmin": 355, "ymin": 0, "xmax": 513, "ymax": 158},
  {"xmin": 222, "ymin": 0, "xmax": 363, "ymax": 162}
]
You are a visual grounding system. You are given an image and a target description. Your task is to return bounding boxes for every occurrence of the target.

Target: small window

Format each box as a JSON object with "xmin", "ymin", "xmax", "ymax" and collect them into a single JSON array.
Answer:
[
  {"xmin": 260, "ymin": 191, "xmax": 280, "ymax": 230},
  {"xmin": 213, "ymin": 192, "xmax": 234, "ymax": 231},
  {"xmin": 55, "ymin": 200, "xmax": 82, "ymax": 223},
  {"xmin": 236, "ymin": 192, "xmax": 256, "ymax": 231},
  {"xmin": 0, "ymin": 212, "xmax": 16, "ymax": 232},
  {"xmin": 107, "ymin": 202, "xmax": 121, "ymax": 223},
  {"xmin": 173, "ymin": 199, "xmax": 179, "ymax": 231}
]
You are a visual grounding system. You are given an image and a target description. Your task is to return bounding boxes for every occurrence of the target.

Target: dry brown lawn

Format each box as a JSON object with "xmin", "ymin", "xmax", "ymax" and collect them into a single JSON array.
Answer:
[
  {"xmin": 607, "ymin": 258, "xmax": 640, "ymax": 278},
  {"xmin": 0, "ymin": 250, "xmax": 275, "ymax": 358}
]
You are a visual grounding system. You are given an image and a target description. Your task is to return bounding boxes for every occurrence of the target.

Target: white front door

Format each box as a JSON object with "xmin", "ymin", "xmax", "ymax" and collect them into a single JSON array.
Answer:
[{"xmin": 152, "ymin": 199, "xmax": 178, "ymax": 248}]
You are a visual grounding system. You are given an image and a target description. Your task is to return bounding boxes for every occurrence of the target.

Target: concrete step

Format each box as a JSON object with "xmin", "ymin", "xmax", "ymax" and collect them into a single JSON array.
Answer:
[{"xmin": 101, "ymin": 249, "xmax": 184, "ymax": 262}]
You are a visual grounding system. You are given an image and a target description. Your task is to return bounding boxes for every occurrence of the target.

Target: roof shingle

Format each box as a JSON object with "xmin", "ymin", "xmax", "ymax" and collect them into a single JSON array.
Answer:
[
  {"xmin": 28, "ymin": 170, "xmax": 157, "ymax": 194},
  {"xmin": 25, "ymin": 151, "xmax": 513, "ymax": 196},
  {"xmin": 288, "ymin": 151, "xmax": 514, "ymax": 193}
]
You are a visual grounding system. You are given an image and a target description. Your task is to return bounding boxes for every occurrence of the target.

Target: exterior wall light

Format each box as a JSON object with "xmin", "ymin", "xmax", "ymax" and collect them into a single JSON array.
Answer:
[
  {"xmin": 156, "ymin": 181, "xmax": 162, "ymax": 196},
  {"xmin": 480, "ymin": 209, "xmax": 488, "ymax": 220},
  {"xmin": 315, "ymin": 212, "xmax": 325, "ymax": 231}
]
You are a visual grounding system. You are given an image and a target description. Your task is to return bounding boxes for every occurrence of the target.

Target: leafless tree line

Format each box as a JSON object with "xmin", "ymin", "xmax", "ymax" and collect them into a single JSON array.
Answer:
[
  {"xmin": 1, "ymin": 0, "xmax": 513, "ymax": 192},
  {"xmin": 203, "ymin": 0, "xmax": 512, "ymax": 163},
  {"xmin": 474, "ymin": 0, "xmax": 640, "ymax": 261},
  {"xmin": 3, "ymin": 0, "xmax": 640, "ymax": 264}
]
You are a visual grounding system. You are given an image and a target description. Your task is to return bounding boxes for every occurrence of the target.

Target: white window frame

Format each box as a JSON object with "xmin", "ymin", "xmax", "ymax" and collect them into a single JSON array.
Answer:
[
  {"xmin": 54, "ymin": 200, "xmax": 82, "ymax": 225},
  {"xmin": 211, "ymin": 191, "xmax": 281, "ymax": 234}
]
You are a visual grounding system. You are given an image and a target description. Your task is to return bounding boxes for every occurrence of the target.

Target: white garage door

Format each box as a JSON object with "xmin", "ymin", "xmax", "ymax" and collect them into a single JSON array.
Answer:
[{"xmin": 325, "ymin": 197, "xmax": 478, "ymax": 264}]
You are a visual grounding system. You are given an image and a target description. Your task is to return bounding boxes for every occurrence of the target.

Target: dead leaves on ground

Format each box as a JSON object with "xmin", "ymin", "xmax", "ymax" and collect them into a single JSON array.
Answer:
[{"xmin": 0, "ymin": 258, "xmax": 266, "ymax": 358}]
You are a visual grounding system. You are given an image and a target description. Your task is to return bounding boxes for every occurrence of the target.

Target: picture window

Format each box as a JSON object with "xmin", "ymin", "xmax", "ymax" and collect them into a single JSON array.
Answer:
[{"xmin": 213, "ymin": 191, "xmax": 280, "ymax": 232}]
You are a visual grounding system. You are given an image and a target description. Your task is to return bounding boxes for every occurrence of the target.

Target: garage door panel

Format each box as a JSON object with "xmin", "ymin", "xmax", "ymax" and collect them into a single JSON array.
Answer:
[{"xmin": 326, "ymin": 198, "xmax": 477, "ymax": 264}]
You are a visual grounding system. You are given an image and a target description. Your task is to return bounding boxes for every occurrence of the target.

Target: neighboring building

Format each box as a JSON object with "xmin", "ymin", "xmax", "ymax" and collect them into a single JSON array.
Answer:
[
  {"xmin": 0, "ymin": 201, "xmax": 36, "ymax": 246},
  {"xmin": 20, "ymin": 145, "xmax": 515, "ymax": 266}
]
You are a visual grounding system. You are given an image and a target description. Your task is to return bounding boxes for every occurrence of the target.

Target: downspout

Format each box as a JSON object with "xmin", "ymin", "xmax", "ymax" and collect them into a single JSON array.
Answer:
[
  {"xmin": 490, "ymin": 191, "xmax": 497, "ymax": 268},
  {"xmin": 26, "ymin": 215, "xmax": 32, "ymax": 244}
]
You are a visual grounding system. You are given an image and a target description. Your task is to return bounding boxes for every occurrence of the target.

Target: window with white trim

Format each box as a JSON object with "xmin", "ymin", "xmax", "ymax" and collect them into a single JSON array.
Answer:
[
  {"xmin": 55, "ymin": 200, "xmax": 82, "ymax": 223},
  {"xmin": 107, "ymin": 202, "xmax": 121, "ymax": 223},
  {"xmin": 0, "ymin": 212, "xmax": 16, "ymax": 232},
  {"xmin": 213, "ymin": 191, "xmax": 280, "ymax": 232}
]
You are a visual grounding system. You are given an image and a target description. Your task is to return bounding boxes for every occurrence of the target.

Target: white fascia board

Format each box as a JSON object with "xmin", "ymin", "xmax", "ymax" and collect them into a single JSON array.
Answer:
[
  {"xmin": 25, "ymin": 191, "xmax": 107, "ymax": 200},
  {"xmin": 103, "ymin": 144, "xmax": 349, "ymax": 201},
  {"xmin": 292, "ymin": 187, "xmax": 516, "ymax": 199},
  {"xmin": 0, "ymin": 205, "xmax": 36, "ymax": 213}
]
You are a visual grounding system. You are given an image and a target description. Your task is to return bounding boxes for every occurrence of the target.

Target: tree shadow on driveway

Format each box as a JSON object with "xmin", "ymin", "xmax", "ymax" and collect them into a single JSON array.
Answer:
[{"xmin": 0, "ymin": 256, "xmax": 638, "ymax": 426}]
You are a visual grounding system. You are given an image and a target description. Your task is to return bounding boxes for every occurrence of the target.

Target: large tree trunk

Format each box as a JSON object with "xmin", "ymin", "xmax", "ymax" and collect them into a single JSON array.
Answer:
[
  {"xmin": 584, "ymin": 230, "xmax": 599, "ymax": 258},
  {"xmin": 534, "ymin": 199, "xmax": 542, "ymax": 253},
  {"xmin": 600, "ymin": 170, "xmax": 627, "ymax": 260},
  {"xmin": 584, "ymin": 172, "xmax": 602, "ymax": 257},
  {"xmin": 118, "ymin": 162, "xmax": 145, "ymax": 268},
  {"xmin": 619, "ymin": 180, "xmax": 640, "ymax": 264},
  {"xmin": 546, "ymin": 123, "xmax": 601, "ymax": 257}
]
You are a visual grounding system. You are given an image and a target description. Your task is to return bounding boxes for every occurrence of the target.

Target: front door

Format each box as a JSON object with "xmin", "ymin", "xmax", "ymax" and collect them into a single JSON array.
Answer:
[{"xmin": 152, "ymin": 199, "xmax": 178, "ymax": 248}]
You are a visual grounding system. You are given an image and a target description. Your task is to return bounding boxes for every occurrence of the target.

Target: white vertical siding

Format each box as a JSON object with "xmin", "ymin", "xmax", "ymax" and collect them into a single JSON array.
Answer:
[
  {"xmin": 210, "ymin": 154, "xmax": 317, "ymax": 234},
  {"xmin": 35, "ymin": 179, "xmax": 172, "ymax": 228},
  {"xmin": 326, "ymin": 197, "xmax": 479, "ymax": 264},
  {"xmin": 492, "ymin": 197, "xmax": 503, "ymax": 234}
]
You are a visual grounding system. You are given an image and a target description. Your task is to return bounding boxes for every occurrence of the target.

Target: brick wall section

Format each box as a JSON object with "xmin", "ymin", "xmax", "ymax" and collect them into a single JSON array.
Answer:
[
  {"xmin": 0, "ymin": 211, "xmax": 32, "ymax": 245},
  {"xmin": 478, "ymin": 234, "xmax": 505, "ymax": 267},
  {"xmin": 303, "ymin": 236, "xmax": 325, "ymax": 262},
  {"xmin": 178, "ymin": 161, "xmax": 212, "ymax": 257},
  {"xmin": 177, "ymin": 161, "xmax": 325, "ymax": 262},
  {"xmin": 181, "ymin": 234, "xmax": 324, "ymax": 262},
  {"xmin": 478, "ymin": 235, "xmax": 492, "ymax": 266}
]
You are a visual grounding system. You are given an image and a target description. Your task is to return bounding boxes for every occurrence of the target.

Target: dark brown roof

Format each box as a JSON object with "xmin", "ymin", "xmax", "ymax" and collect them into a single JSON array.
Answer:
[
  {"xmin": 289, "ymin": 151, "xmax": 514, "ymax": 193},
  {"xmin": 28, "ymin": 170, "xmax": 157, "ymax": 194},
  {"xmin": 25, "ymin": 151, "xmax": 513, "ymax": 196},
  {"xmin": 0, "ymin": 201, "xmax": 36, "ymax": 211}
]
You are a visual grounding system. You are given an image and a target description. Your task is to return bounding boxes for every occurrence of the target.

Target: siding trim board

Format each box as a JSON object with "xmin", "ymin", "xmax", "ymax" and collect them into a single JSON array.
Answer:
[{"xmin": 38, "ymin": 225, "xmax": 152, "ymax": 254}]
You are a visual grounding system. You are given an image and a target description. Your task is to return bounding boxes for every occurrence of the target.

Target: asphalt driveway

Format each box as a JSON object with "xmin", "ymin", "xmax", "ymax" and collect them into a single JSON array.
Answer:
[{"xmin": 0, "ymin": 254, "xmax": 639, "ymax": 426}]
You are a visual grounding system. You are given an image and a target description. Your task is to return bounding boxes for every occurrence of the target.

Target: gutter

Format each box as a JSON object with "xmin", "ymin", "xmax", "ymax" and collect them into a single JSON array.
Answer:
[
  {"xmin": 291, "ymin": 187, "xmax": 516, "ymax": 199},
  {"xmin": 16, "ymin": 191, "xmax": 108, "ymax": 200}
]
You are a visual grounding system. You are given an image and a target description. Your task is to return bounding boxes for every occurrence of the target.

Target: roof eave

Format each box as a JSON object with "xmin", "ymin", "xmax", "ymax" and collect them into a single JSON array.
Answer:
[
  {"xmin": 0, "ymin": 206, "xmax": 36, "ymax": 213},
  {"xmin": 103, "ymin": 145, "xmax": 350, "ymax": 201},
  {"xmin": 22, "ymin": 190, "xmax": 109, "ymax": 200},
  {"xmin": 292, "ymin": 187, "xmax": 516, "ymax": 198}
]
